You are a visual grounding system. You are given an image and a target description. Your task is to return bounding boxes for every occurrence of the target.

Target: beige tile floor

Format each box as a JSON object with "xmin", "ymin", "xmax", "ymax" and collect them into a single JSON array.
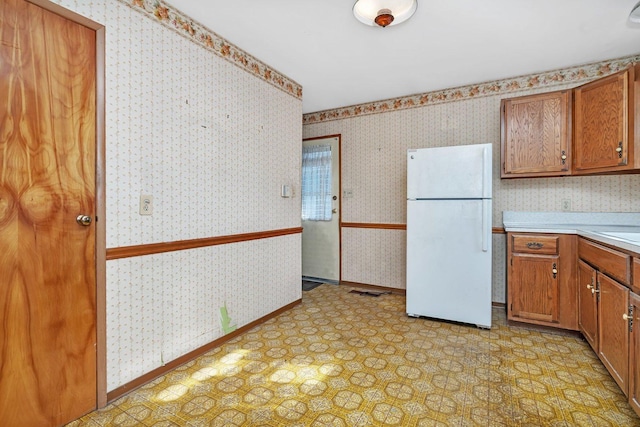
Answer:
[{"xmin": 69, "ymin": 284, "xmax": 640, "ymax": 426}]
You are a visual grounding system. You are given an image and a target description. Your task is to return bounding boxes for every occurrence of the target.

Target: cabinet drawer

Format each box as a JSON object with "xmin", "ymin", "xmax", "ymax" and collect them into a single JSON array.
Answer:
[
  {"xmin": 579, "ymin": 238, "xmax": 631, "ymax": 285},
  {"xmin": 511, "ymin": 234, "xmax": 559, "ymax": 254}
]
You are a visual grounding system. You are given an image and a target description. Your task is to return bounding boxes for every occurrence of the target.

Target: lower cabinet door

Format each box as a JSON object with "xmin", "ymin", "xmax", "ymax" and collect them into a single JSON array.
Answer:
[
  {"xmin": 598, "ymin": 273, "xmax": 630, "ymax": 396},
  {"xmin": 578, "ymin": 260, "xmax": 598, "ymax": 352},
  {"xmin": 510, "ymin": 254, "xmax": 559, "ymax": 324},
  {"xmin": 629, "ymin": 292, "xmax": 640, "ymax": 416}
]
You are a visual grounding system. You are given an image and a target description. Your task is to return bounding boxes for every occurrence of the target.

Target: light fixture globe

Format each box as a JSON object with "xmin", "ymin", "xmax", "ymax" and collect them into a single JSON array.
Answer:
[
  {"xmin": 631, "ymin": 1, "xmax": 640, "ymax": 23},
  {"xmin": 353, "ymin": 0, "xmax": 417, "ymax": 27}
]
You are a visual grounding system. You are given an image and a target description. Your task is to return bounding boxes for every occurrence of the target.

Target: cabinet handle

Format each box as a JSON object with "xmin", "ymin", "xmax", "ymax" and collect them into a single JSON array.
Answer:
[
  {"xmin": 586, "ymin": 283, "xmax": 593, "ymax": 290},
  {"xmin": 526, "ymin": 242, "xmax": 543, "ymax": 249},
  {"xmin": 561, "ymin": 150, "xmax": 567, "ymax": 164},
  {"xmin": 616, "ymin": 141, "xmax": 623, "ymax": 158},
  {"xmin": 552, "ymin": 263, "xmax": 557, "ymax": 279}
]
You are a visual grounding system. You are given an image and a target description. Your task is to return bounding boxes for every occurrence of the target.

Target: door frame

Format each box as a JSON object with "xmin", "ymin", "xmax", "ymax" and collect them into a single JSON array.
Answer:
[
  {"xmin": 302, "ymin": 134, "xmax": 342, "ymax": 283},
  {"xmin": 27, "ymin": 0, "xmax": 107, "ymax": 407}
]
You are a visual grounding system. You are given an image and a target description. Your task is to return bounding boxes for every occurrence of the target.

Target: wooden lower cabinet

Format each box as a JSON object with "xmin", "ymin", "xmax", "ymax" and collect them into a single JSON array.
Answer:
[
  {"xmin": 510, "ymin": 254, "xmax": 559, "ymax": 323},
  {"xmin": 579, "ymin": 237, "xmax": 634, "ymax": 402},
  {"xmin": 598, "ymin": 273, "xmax": 630, "ymax": 395},
  {"xmin": 507, "ymin": 233, "xmax": 577, "ymax": 330},
  {"xmin": 578, "ymin": 260, "xmax": 598, "ymax": 352},
  {"xmin": 630, "ymin": 292, "xmax": 640, "ymax": 415}
]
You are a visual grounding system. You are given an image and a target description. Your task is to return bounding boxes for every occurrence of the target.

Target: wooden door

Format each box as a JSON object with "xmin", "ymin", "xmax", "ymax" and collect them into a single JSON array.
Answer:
[
  {"xmin": 629, "ymin": 292, "xmax": 640, "ymax": 417},
  {"xmin": 598, "ymin": 273, "xmax": 630, "ymax": 396},
  {"xmin": 578, "ymin": 260, "xmax": 598, "ymax": 352},
  {"xmin": 501, "ymin": 90, "xmax": 571, "ymax": 177},
  {"xmin": 574, "ymin": 69, "xmax": 629, "ymax": 171},
  {"xmin": 509, "ymin": 254, "xmax": 559, "ymax": 324},
  {"xmin": 0, "ymin": 0, "xmax": 97, "ymax": 425}
]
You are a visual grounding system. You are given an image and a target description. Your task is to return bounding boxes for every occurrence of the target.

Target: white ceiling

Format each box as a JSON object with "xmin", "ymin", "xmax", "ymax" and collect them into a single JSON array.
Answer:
[{"xmin": 164, "ymin": 0, "xmax": 640, "ymax": 114}]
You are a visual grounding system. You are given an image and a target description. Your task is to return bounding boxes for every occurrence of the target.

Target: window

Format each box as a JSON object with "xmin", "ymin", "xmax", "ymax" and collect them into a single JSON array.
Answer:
[{"xmin": 301, "ymin": 144, "xmax": 332, "ymax": 221}]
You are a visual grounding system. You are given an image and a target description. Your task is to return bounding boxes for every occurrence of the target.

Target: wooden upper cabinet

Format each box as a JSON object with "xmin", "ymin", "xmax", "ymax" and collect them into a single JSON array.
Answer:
[
  {"xmin": 573, "ymin": 64, "xmax": 639, "ymax": 173},
  {"xmin": 501, "ymin": 90, "xmax": 571, "ymax": 178}
]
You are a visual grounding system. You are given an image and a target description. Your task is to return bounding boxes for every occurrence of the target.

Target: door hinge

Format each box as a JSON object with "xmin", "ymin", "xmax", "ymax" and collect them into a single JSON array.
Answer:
[
  {"xmin": 510, "ymin": 258, "xmax": 513, "ymax": 266},
  {"xmin": 629, "ymin": 305, "xmax": 634, "ymax": 332},
  {"xmin": 596, "ymin": 281, "xmax": 601, "ymax": 302}
]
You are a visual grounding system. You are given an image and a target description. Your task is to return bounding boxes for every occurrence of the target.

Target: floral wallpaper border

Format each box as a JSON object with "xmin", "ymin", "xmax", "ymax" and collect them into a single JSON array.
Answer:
[
  {"xmin": 121, "ymin": 0, "xmax": 303, "ymax": 99},
  {"xmin": 303, "ymin": 53, "xmax": 640, "ymax": 124}
]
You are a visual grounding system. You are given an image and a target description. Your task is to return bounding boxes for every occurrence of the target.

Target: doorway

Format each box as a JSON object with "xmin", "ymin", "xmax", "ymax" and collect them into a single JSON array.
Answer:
[
  {"xmin": 301, "ymin": 135, "xmax": 341, "ymax": 284},
  {"xmin": 0, "ymin": 0, "xmax": 105, "ymax": 424}
]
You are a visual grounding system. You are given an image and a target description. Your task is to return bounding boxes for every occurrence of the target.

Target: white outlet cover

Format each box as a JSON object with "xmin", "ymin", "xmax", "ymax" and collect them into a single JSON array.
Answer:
[{"xmin": 140, "ymin": 195, "xmax": 153, "ymax": 215}]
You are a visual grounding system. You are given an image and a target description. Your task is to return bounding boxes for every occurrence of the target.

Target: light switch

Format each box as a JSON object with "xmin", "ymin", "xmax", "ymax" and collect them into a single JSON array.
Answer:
[{"xmin": 140, "ymin": 195, "xmax": 153, "ymax": 215}]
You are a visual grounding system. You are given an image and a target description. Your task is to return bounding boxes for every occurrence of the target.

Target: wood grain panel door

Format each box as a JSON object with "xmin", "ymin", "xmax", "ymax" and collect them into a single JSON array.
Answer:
[
  {"xmin": 578, "ymin": 260, "xmax": 598, "ymax": 352},
  {"xmin": 574, "ymin": 69, "xmax": 629, "ymax": 172},
  {"xmin": 0, "ymin": 0, "xmax": 97, "ymax": 425},
  {"xmin": 509, "ymin": 254, "xmax": 559, "ymax": 324},
  {"xmin": 629, "ymin": 291, "xmax": 640, "ymax": 417},
  {"xmin": 597, "ymin": 273, "xmax": 630, "ymax": 396},
  {"xmin": 501, "ymin": 90, "xmax": 571, "ymax": 177}
]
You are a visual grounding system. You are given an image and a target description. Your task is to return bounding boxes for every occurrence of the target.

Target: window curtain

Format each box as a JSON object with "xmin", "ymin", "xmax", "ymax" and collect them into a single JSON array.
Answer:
[{"xmin": 301, "ymin": 144, "xmax": 332, "ymax": 221}]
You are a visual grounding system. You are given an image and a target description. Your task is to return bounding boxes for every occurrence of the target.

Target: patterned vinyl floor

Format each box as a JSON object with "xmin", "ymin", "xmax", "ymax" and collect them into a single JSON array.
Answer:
[{"xmin": 69, "ymin": 284, "xmax": 639, "ymax": 426}]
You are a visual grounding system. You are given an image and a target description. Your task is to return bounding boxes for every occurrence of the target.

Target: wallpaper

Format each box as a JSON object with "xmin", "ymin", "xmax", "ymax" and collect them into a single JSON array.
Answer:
[
  {"xmin": 106, "ymin": 235, "xmax": 301, "ymax": 389},
  {"xmin": 303, "ymin": 54, "xmax": 640, "ymax": 303},
  {"xmin": 50, "ymin": 0, "xmax": 302, "ymax": 391}
]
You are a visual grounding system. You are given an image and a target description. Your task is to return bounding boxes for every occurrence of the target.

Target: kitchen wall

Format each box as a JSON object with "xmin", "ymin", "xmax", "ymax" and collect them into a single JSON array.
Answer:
[
  {"xmin": 51, "ymin": 0, "xmax": 302, "ymax": 391},
  {"xmin": 303, "ymin": 54, "xmax": 640, "ymax": 303}
]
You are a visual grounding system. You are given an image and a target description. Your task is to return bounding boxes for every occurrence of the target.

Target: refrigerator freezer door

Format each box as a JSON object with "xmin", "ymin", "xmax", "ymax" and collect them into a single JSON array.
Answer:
[
  {"xmin": 406, "ymin": 199, "xmax": 492, "ymax": 328},
  {"xmin": 407, "ymin": 143, "xmax": 492, "ymax": 200}
]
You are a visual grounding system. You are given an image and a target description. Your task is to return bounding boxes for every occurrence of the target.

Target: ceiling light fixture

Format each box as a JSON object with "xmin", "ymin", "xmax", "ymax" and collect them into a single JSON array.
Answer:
[
  {"xmin": 353, "ymin": 0, "xmax": 417, "ymax": 28},
  {"xmin": 630, "ymin": 1, "xmax": 640, "ymax": 23}
]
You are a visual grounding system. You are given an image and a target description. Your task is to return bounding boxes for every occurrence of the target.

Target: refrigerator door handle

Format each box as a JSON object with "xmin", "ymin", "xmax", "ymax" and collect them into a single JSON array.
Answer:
[
  {"xmin": 482, "ymin": 145, "xmax": 491, "ymax": 198},
  {"xmin": 482, "ymin": 200, "xmax": 490, "ymax": 252}
]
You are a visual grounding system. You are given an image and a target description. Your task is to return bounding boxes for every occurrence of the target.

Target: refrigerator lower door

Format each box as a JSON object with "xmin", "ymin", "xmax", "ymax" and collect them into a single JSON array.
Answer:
[{"xmin": 406, "ymin": 199, "xmax": 492, "ymax": 328}]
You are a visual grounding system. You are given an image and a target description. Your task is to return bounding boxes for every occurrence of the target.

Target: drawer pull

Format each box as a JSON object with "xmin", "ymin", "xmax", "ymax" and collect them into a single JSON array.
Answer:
[
  {"xmin": 552, "ymin": 263, "xmax": 557, "ymax": 279},
  {"xmin": 526, "ymin": 242, "xmax": 544, "ymax": 249}
]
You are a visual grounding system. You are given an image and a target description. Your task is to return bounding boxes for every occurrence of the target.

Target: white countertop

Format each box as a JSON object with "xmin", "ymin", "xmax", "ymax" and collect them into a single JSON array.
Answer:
[{"xmin": 503, "ymin": 211, "xmax": 640, "ymax": 254}]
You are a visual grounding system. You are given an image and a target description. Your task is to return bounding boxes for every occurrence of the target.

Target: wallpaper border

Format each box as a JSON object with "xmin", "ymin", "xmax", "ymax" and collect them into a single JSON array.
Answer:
[
  {"xmin": 120, "ymin": 0, "xmax": 303, "ymax": 100},
  {"xmin": 303, "ymin": 53, "xmax": 640, "ymax": 124}
]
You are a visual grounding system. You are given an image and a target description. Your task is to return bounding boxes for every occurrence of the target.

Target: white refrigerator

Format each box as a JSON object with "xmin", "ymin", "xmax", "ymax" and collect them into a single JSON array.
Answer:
[{"xmin": 406, "ymin": 143, "xmax": 493, "ymax": 328}]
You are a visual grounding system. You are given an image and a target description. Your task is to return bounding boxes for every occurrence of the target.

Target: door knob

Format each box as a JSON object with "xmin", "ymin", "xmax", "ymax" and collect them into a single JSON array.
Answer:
[
  {"xmin": 76, "ymin": 215, "xmax": 92, "ymax": 226},
  {"xmin": 623, "ymin": 313, "xmax": 631, "ymax": 321}
]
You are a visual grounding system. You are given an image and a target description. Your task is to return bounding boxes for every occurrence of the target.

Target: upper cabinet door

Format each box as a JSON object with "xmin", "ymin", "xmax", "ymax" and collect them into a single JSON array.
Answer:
[
  {"xmin": 501, "ymin": 90, "xmax": 571, "ymax": 178},
  {"xmin": 573, "ymin": 67, "xmax": 633, "ymax": 173}
]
